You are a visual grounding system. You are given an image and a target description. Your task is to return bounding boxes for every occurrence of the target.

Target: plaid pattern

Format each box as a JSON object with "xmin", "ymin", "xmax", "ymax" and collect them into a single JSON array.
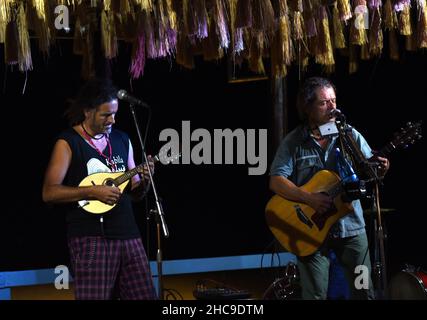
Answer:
[{"xmin": 68, "ymin": 237, "xmax": 157, "ymax": 300}]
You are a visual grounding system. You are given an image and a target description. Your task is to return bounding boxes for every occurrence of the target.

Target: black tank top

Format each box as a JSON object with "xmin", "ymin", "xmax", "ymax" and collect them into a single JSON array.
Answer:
[{"xmin": 58, "ymin": 128, "xmax": 140, "ymax": 239}]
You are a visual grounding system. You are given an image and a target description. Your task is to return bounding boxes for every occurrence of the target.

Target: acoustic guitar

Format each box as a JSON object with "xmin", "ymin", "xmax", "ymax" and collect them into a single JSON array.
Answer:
[
  {"xmin": 78, "ymin": 151, "xmax": 180, "ymax": 214},
  {"xmin": 265, "ymin": 121, "xmax": 422, "ymax": 257}
]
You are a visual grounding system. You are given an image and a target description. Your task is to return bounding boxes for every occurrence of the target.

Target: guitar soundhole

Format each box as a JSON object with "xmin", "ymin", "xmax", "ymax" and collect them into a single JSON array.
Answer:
[{"xmin": 104, "ymin": 178, "xmax": 115, "ymax": 187}]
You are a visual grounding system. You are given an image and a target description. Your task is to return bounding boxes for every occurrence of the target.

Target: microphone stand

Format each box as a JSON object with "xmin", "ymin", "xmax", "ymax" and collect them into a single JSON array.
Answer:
[
  {"xmin": 335, "ymin": 115, "xmax": 388, "ymax": 300},
  {"xmin": 369, "ymin": 173, "xmax": 388, "ymax": 300},
  {"xmin": 128, "ymin": 103, "xmax": 169, "ymax": 300}
]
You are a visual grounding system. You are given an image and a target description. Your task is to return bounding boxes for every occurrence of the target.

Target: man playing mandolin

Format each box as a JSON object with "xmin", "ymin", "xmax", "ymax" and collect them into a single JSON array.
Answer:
[
  {"xmin": 42, "ymin": 78, "xmax": 157, "ymax": 300},
  {"xmin": 269, "ymin": 77, "xmax": 390, "ymax": 300}
]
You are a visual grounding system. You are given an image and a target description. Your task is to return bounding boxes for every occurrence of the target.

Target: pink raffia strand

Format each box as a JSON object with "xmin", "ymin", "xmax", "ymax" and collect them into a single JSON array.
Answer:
[
  {"xmin": 394, "ymin": 0, "xmax": 411, "ymax": 11},
  {"xmin": 196, "ymin": 18, "xmax": 209, "ymax": 39},
  {"xmin": 130, "ymin": 32, "xmax": 146, "ymax": 79},
  {"xmin": 145, "ymin": 17, "xmax": 157, "ymax": 59},
  {"xmin": 155, "ymin": 27, "xmax": 168, "ymax": 58},
  {"xmin": 166, "ymin": 28, "xmax": 177, "ymax": 55},
  {"xmin": 216, "ymin": 1, "xmax": 230, "ymax": 49},
  {"xmin": 193, "ymin": 1, "xmax": 208, "ymax": 40}
]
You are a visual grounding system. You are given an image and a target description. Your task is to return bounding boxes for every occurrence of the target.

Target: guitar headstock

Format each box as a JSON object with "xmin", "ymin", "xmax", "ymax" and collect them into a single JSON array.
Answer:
[{"xmin": 391, "ymin": 120, "xmax": 422, "ymax": 150}]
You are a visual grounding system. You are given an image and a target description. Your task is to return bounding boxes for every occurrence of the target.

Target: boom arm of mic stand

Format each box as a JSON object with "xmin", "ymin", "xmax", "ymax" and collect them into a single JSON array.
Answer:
[
  {"xmin": 128, "ymin": 104, "xmax": 169, "ymax": 238},
  {"xmin": 337, "ymin": 120, "xmax": 381, "ymax": 183}
]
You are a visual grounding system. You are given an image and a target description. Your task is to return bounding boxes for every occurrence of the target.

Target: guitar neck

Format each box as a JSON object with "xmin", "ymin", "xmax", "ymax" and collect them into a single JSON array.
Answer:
[
  {"xmin": 113, "ymin": 165, "xmax": 141, "ymax": 186},
  {"xmin": 376, "ymin": 143, "xmax": 394, "ymax": 158},
  {"xmin": 112, "ymin": 154, "xmax": 163, "ymax": 186},
  {"xmin": 328, "ymin": 181, "xmax": 344, "ymax": 198}
]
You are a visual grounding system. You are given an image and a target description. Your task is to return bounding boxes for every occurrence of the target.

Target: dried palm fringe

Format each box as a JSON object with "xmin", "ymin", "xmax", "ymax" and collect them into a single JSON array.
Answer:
[
  {"xmin": 135, "ymin": 0, "xmax": 153, "ymax": 12},
  {"xmin": 293, "ymin": 10, "xmax": 305, "ymax": 41},
  {"xmin": 406, "ymin": 32, "xmax": 417, "ymax": 51},
  {"xmin": 398, "ymin": 4, "xmax": 412, "ymax": 36},
  {"xmin": 350, "ymin": 0, "xmax": 368, "ymax": 46},
  {"xmin": 369, "ymin": 8, "xmax": 383, "ymax": 56},
  {"xmin": 143, "ymin": 11, "xmax": 157, "ymax": 58},
  {"xmin": 303, "ymin": 0, "xmax": 317, "ymax": 37},
  {"xmin": 32, "ymin": 0, "xmax": 47, "ymax": 21},
  {"xmin": 228, "ymin": 0, "xmax": 242, "ymax": 54},
  {"xmin": 165, "ymin": 0, "xmax": 176, "ymax": 30},
  {"xmin": 235, "ymin": 0, "xmax": 252, "ymax": 28},
  {"xmin": 5, "ymin": 20, "xmax": 19, "ymax": 64},
  {"xmin": 332, "ymin": 3, "xmax": 346, "ymax": 49},
  {"xmin": 158, "ymin": 1, "xmax": 177, "ymax": 57},
  {"xmin": 271, "ymin": 15, "xmax": 294, "ymax": 79},
  {"xmin": 337, "ymin": 0, "xmax": 352, "ymax": 21},
  {"xmin": 315, "ymin": 6, "xmax": 335, "ymax": 72},
  {"xmin": 292, "ymin": 10, "xmax": 309, "ymax": 71},
  {"xmin": 248, "ymin": 31, "xmax": 265, "ymax": 74},
  {"xmin": 17, "ymin": 3, "xmax": 32, "ymax": 71},
  {"xmin": 361, "ymin": 43, "xmax": 370, "ymax": 60},
  {"xmin": 176, "ymin": 32, "xmax": 195, "ymax": 69},
  {"xmin": 384, "ymin": 0, "xmax": 398, "ymax": 30},
  {"xmin": 1, "ymin": 0, "xmax": 14, "ymax": 44},
  {"xmin": 120, "ymin": 0, "xmax": 132, "ymax": 15},
  {"xmin": 0, "ymin": 0, "xmax": 426, "ymax": 79},
  {"xmin": 349, "ymin": 44, "xmax": 358, "ymax": 73},
  {"xmin": 101, "ymin": 10, "xmax": 117, "ymax": 59},
  {"xmin": 215, "ymin": 0, "xmax": 230, "ymax": 49},
  {"xmin": 418, "ymin": 0, "xmax": 427, "ymax": 48},
  {"xmin": 272, "ymin": 0, "xmax": 289, "ymax": 18},
  {"xmin": 194, "ymin": 0, "xmax": 209, "ymax": 39},
  {"xmin": 252, "ymin": 0, "xmax": 275, "ymax": 32},
  {"xmin": 202, "ymin": 16, "xmax": 223, "ymax": 61},
  {"xmin": 389, "ymin": 29, "xmax": 400, "ymax": 60}
]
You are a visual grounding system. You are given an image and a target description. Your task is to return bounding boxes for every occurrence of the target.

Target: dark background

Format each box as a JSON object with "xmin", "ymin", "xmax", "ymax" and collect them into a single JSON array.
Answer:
[{"xmin": 1, "ymin": 38, "xmax": 425, "ymax": 282}]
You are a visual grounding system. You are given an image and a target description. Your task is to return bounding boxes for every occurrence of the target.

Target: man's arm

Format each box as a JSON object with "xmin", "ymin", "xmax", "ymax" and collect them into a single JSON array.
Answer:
[
  {"xmin": 42, "ymin": 139, "xmax": 121, "ymax": 205},
  {"xmin": 269, "ymin": 175, "xmax": 333, "ymax": 214}
]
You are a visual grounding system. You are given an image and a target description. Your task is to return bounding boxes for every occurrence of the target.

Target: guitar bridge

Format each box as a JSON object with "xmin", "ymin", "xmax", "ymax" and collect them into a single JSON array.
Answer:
[{"xmin": 294, "ymin": 205, "xmax": 313, "ymax": 228}]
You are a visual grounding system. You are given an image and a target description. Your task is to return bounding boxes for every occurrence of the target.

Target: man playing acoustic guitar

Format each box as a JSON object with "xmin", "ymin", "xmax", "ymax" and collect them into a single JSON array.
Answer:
[
  {"xmin": 42, "ymin": 78, "xmax": 157, "ymax": 300},
  {"xmin": 269, "ymin": 77, "xmax": 390, "ymax": 300}
]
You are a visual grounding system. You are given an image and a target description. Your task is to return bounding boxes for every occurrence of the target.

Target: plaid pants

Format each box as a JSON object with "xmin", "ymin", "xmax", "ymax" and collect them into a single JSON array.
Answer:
[{"xmin": 68, "ymin": 237, "xmax": 157, "ymax": 300}]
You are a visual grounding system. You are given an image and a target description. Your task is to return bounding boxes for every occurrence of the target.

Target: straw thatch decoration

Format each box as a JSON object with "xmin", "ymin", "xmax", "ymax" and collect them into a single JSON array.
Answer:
[{"xmin": 0, "ymin": 0, "xmax": 426, "ymax": 79}]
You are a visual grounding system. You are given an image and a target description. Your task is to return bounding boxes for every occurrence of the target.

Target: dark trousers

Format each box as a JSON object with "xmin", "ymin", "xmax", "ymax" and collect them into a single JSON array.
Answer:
[{"xmin": 297, "ymin": 232, "xmax": 375, "ymax": 300}]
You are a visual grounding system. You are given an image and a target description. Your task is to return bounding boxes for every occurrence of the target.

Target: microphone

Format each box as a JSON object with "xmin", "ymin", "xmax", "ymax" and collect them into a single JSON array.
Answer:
[
  {"xmin": 117, "ymin": 90, "xmax": 150, "ymax": 108},
  {"xmin": 330, "ymin": 108, "xmax": 346, "ymax": 121}
]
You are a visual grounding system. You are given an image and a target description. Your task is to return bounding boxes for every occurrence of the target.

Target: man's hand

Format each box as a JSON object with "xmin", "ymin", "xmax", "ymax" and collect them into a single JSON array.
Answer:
[
  {"xmin": 137, "ymin": 155, "xmax": 155, "ymax": 181},
  {"xmin": 370, "ymin": 154, "xmax": 390, "ymax": 177},
  {"xmin": 305, "ymin": 192, "xmax": 334, "ymax": 214},
  {"xmin": 90, "ymin": 185, "xmax": 121, "ymax": 205}
]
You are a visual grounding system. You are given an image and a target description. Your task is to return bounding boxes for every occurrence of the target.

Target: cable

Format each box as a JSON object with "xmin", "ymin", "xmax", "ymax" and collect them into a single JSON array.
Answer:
[{"xmin": 163, "ymin": 288, "xmax": 184, "ymax": 300}]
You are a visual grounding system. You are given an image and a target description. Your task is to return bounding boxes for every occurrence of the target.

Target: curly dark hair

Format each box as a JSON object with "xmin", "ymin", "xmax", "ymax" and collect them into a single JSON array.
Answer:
[
  {"xmin": 296, "ymin": 77, "xmax": 336, "ymax": 123},
  {"xmin": 64, "ymin": 78, "xmax": 118, "ymax": 125}
]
